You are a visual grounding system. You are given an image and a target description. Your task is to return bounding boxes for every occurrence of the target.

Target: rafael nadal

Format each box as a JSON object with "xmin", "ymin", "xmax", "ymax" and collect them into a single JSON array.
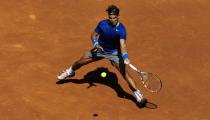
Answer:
[{"xmin": 57, "ymin": 5, "xmax": 147, "ymax": 106}]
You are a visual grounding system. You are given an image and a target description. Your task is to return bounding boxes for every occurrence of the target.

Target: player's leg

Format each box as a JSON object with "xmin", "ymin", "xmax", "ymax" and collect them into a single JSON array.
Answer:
[
  {"xmin": 110, "ymin": 60, "xmax": 146, "ymax": 104},
  {"xmin": 57, "ymin": 49, "xmax": 103, "ymax": 80},
  {"xmin": 110, "ymin": 61, "xmax": 138, "ymax": 91}
]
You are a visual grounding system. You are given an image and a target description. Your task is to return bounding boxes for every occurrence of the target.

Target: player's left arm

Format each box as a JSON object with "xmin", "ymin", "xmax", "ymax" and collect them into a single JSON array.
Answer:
[
  {"xmin": 120, "ymin": 39, "xmax": 130, "ymax": 64},
  {"xmin": 120, "ymin": 39, "xmax": 128, "ymax": 55}
]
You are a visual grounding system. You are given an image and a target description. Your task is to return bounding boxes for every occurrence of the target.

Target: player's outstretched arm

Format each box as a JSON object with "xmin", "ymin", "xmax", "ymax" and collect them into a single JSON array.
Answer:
[{"xmin": 120, "ymin": 39, "xmax": 130, "ymax": 64}]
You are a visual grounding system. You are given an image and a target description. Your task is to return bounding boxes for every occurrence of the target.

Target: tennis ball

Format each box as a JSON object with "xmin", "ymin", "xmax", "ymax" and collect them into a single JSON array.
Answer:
[{"xmin": 101, "ymin": 72, "xmax": 107, "ymax": 78}]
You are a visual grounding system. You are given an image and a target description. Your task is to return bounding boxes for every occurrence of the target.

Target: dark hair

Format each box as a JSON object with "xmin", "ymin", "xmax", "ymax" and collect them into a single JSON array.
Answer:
[{"xmin": 106, "ymin": 5, "xmax": 120, "ymax": 16}]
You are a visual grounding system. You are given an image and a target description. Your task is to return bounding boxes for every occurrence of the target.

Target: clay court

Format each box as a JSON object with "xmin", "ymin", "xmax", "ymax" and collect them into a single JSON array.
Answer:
[{"xmin": 1, "ymin": 0, "xmax": 210, "ymax": 119}]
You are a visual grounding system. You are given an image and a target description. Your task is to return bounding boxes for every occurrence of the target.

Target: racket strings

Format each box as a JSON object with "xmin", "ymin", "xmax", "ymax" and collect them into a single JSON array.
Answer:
[
  {"xmin": 126, "ymin": 65, "xmax": 162, "ymax": 93},
  {"xmin": 144, "ymin": 73, "xmax": 162, "ymax": 92}
]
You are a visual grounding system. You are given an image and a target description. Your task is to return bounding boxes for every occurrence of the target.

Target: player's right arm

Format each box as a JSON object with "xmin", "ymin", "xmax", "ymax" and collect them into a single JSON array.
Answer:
[
  {"xmin": 91, "ymin": 31, "xmax": 103, "ymax": 51},
  {"xmin": 91, "ymin": 31, "xmax": 100, "ymax": 41}
]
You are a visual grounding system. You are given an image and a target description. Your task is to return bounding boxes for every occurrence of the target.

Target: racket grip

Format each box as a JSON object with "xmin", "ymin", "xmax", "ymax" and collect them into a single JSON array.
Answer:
[{"xmin": 128, "ymin": 64, "xmax": 139, "ymax": 72}]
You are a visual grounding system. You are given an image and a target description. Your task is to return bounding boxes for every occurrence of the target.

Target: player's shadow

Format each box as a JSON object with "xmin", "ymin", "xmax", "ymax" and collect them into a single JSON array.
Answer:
[{"xmin": 56, "ymin": 67, "xmax": 158, "ymax": 109}]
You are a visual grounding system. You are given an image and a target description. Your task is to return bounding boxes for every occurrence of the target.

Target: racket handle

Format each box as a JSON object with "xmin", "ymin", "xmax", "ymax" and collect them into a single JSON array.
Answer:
[{"xmin": 128, "ymin": 64, "xmax": 140, "ymax": 72}]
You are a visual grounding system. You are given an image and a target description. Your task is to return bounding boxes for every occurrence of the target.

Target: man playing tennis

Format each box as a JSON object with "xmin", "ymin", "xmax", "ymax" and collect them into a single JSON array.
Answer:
[{"xmin": 57, "ymin": 5, "xmax": 147, "ymax": 106}]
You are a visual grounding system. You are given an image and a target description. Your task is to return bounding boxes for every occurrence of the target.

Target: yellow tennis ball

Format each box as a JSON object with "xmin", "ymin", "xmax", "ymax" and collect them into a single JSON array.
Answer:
[{"xmin": 101, "ymin": 72, "xmax": 107, "ymax": 78}]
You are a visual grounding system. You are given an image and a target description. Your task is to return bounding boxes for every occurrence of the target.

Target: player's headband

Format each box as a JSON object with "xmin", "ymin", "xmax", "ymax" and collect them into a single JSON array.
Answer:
[{"xmin": 108, "ymin": 9, "xmax": 119, "ymax": 16}]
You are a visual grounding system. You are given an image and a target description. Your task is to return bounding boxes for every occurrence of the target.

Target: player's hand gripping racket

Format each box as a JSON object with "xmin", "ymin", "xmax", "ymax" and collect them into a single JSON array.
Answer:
[{"xmin": 127, "ymin": 64, "xmax": 162, "ymax": 93}]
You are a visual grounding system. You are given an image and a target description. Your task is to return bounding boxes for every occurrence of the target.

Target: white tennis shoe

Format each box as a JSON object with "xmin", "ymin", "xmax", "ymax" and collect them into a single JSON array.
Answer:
[
  {"xmin": 57, "ymin": 69, "xmax": 75, "ymax": 80},
  {"xmin": 134, "ymin": 90, "xmax": 147, "ymax": 108},
  {"xmin": 134, "ymin": 90, "xmax": 144, "ymax": 102}
]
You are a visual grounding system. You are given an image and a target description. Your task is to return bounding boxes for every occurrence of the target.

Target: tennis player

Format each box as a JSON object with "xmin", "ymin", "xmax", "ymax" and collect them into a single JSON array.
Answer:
[{"xmin": 57, "ymin": 5, "xmax": 147, "ymax": 106}]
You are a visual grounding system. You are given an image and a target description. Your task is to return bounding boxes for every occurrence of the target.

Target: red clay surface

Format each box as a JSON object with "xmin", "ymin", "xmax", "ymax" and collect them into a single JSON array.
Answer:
[{"xmin": 1, "ymin": 0, "xmax": 210, "ymax": 120}]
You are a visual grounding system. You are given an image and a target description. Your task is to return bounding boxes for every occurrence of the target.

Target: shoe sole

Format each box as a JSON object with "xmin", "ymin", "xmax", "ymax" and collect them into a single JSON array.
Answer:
[{"xmin": 137, "ymin": 98, "xmax": 148, "ymax": 108}]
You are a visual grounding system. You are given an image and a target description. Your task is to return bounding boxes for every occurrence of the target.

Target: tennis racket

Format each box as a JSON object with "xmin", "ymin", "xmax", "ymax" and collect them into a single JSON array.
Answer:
[{"xmin": 127, "ymin": 63, "xmax": 162, "ymax": 93}]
